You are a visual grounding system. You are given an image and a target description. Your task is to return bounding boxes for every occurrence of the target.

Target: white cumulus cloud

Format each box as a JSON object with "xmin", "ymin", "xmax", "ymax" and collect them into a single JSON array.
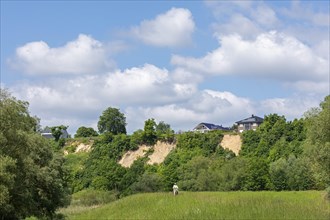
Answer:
[
  {"xmin": 131, "ymin": 7, "xmax": 195, "ymax": 47},
  {"xmin": 10, "ymin": 34, "xmax": 113, "ymax": 75},
  {"xmin": 171, "ymin": 31, "xmax": 328, "ymax": 83}
]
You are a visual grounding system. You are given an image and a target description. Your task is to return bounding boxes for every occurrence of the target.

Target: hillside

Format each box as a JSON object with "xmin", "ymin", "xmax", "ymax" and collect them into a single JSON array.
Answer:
[
  {"xmin": 65, "ymin": 191, "xmax": 329, "ymax": 220},
  {"xmin": 118, "ymin": 134, "xmax": 241, "ymax": 167},
  {"xmin": 64, "ymin": 134, "xmax": 241, "ymax": 167}
]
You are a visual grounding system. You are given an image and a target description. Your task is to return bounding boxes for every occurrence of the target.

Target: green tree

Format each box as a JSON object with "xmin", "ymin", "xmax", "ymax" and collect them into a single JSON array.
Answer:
[
  {"xmin": 156, "ymin": 121, "xmax": 175, "ymax": 143},
  {"xmin": 178, "ymin": 156, "xmax": 221, "ymax": 191},
  {"xmin": 98, "ymin": 107, "xmax": 127, "ymax": 135},
  {"xmin": 130, "ymin": 173, "xmax": 164, "ymax": 193},
  {"xmin": 75, "ymin": 126, "xmax": 98, "ymax": 138},
  {"xmin": 0, "ymin": 89, "xmax": 70, "ymax": 219},
  {"xmin": 218, "ymin": 157, "xmax": 248, "ymax": 191},
  {"xmin": 303, "ymin": 95, "xmax": 330, "ymax": 188},
  {"xmin": 239, "ymin": 130, "xmax": 260, "ymax": 156},
  {"xmin": 243, "ymin": 158, "xmax": 270, "ymax": 191},
  {"xmin": 0, "ymin": 155, "xmax": 16, "ymax": 215},
  {"xmin": 269, "ymin": 158, "xmax": 289, "ymax": 191},
  {"xmin": 130, "ymin": 129, "xmax": 144, "ymax": 150},
  {"xmin": 286, "ymin": 155, "xmax": 315, "ymax": 190},
  {"xmin": 50, "ymin": 125, "xmax": 68, "ymax": 142},
  {"xmin": 142, "ymin": 118, "xmax": 157, "ymax": 145}
]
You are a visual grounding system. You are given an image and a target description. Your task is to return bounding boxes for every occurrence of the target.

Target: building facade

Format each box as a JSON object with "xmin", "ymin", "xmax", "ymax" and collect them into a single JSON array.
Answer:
[{"xmin": 236, "ymin": 115, "xmax": 264, "ymax": 133}]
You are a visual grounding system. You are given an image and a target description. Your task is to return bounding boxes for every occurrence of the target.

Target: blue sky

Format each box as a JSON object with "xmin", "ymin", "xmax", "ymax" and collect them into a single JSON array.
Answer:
[{"xmin": 1, "ymin": 1, "xmax": 329, "ymax": 134}]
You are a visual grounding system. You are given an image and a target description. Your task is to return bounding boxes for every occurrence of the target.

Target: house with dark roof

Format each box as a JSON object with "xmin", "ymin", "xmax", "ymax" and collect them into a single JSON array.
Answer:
[
  {"xmin": 193, "ymin": 122, "xmax": 231, "ymax": 133},
  {"xmin": 40, "ymin": 127, "xmax": 69, "ymax": 139},
  {"xmin": 235, "ymin": 115, "xmax": 264, "ymax": 133}
]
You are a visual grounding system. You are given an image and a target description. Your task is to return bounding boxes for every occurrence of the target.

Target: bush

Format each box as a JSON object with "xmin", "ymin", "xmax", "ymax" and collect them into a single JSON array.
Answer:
[
  {"xmin": 71, "ymin": 189, "xmax": 118, "ymax": 206},
  {"xmin": 130, "ymin": 173, "xmax": 164, "ymax": 193},
  {"xmin": 326, "ymin": 186, "xmax": 330, "ymax": 201}
]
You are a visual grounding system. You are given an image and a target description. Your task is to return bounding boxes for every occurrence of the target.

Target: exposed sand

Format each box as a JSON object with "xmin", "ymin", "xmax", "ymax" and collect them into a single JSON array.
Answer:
[
  {"xmin": 119, "ymin": 141, "xmax": 176, "ymax": 167},
  {"xmin": 220, "ymin": 134, "xmax": 242, "ymax": 155},
  {"xmin": 119, "ymin": 145, "xmax": 150, "ymax": 168},
  {"xmin": 75, "ymin": 143, "xmax": 93, "ymax": 153},
  {"xmin": 147, "ymin": 141, "xmax": 176, "ymax": 165}
]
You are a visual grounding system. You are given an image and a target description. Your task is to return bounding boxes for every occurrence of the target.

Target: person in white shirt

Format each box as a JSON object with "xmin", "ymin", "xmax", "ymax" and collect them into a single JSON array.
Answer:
[{"xmin": 173, "ymin": 183, "xmax": 179, "ymax": 195}]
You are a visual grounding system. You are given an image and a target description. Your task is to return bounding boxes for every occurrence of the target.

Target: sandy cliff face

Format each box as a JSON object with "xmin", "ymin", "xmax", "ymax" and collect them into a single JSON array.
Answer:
[
  {"xmin": 220, "ymin": 134, "xmax": 242, "ymax": 155},
  {"xmin": 147, "ymin": 141, "xmax": 176, "ymax": 165},
  {"xmin": 119, "ymin": 141, "xmax": 176, "ymax": 168}
]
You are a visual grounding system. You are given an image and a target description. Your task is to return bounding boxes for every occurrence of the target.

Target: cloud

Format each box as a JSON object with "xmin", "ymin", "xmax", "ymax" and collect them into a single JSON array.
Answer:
[
  {"xmin": 172, "ymin": 31, "xmax": 328, "ymax": 83},
  {"xmin": 212, "ymin": 14, "xmax": 262, "ymax": 40},
  {"xmin": 11, "ymin": 63, "xmax": 200, "ymax": 133},
  {"xmin": 10, "ymin": 34, "xmax": 113, "ymax": 75},
  {"xmin": 125, "ymin": 89, "xmax": 256, "ymax": 132},
  {"xmin": 11, "ymin": 67, "xmax": 324, "ymax": 134},
  {"xmin": 260, "ymin": 95, "xmax": 322, "ymax": 120},
  {"xmin": 281, "ymin": 1, "xmax": 330, "ymax": 27},
  {"xmin": 284, "ymin": 81, "xmax": 330, "ymax": 95},
  {"xmin": 131, "ymin": 7, "xmax": 195, "ymax": 47},
  {"xmin": 252, "ymin": 4, "xmax": 279, "ymax": 28}
]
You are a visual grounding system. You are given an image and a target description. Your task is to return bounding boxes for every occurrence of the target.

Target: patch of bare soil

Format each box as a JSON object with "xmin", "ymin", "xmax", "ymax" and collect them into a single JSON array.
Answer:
[
  {"xmin": 75, "ymin": 143, "xmax": 92, "ymax": 153},
  {"xmin": 119, "ymin": 145, "xmax": 149, "ymax": 168},
  {"xmin": 147, "ymin": 141, "xmax": 176, "ymax": 165},
  {"xmin": 220, "ymin": 134, "xmax": 242, "ymax": 155},
  {"xmin": 119, "ymin": 141, "xmax": 176, "ymax": 167}
]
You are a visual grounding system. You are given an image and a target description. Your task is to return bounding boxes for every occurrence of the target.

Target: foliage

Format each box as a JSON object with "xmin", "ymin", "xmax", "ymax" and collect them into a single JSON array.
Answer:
[
  {"xmin": 142, "ymin": 118, "xmax": 157, "ymax": 145},
  {"xmin": 178, "ymin": 156, "xmax": 223, "ymax": 191},
  {"xmin": 129, "ymin": 129, "xmax": 143, "ymax": 150},
  {"xmin": 63, "ymin": 153, "xmax": 89, "ymax": 193},
  {"xmin": 0, "ymin": 89, "xmax": 70, "ymax": 219},
  {"xmin": 119, "ymin": 158, "xmax": 147, "ymax": 196},
  {"xmin": 156, "ymin": 121, "xmax": 175, "ymax": 143},
  {"xmin": 176, "ymin": 130, "xmax": 224, "ymax": 156},
  {"xmin": 217, "ymin": 157, "xmax": 248, "ymax": 191},
  {"xmin": 242, "ymin": 157, "xmax": 270, "ymax": 191},
  {"xmin": 97, "ymin": 107, "xmax": 127, "ymax": 135},
  {"xmin": 70, "ymin": 189, "xmax": 118, "ymax": 206},
  {"xmin": 130, "ymin": 173, "xmax": 164, "ymax": 193},
  {"xmin": 303, "ymin": 95, "xmax": 330, "ymax": 189},
  {"xmin": 75, "ymin": 126, "xmax": 98, "ymax": 138},
  {"xmin": 51, "ymin": 125, "xmax": 68, "ymax": 142}
]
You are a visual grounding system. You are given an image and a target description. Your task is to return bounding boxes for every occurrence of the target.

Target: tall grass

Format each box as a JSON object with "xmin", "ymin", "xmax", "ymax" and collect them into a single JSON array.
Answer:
[{"xmin": 66, "ymin": 191, "xmax": 329, "ymax": 219}]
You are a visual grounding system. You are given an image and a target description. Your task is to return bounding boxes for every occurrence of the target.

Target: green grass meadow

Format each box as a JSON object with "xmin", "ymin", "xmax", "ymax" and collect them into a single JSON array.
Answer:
[{"xmin": 64, "ymin": 191, "xmax": 329, "ymax": 220}]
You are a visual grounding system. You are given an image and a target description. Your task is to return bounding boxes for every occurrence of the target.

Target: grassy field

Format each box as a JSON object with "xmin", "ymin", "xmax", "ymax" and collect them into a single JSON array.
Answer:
[{"xmin": 63, "ymin": 191, "xmax": 329, "ymax": 220}]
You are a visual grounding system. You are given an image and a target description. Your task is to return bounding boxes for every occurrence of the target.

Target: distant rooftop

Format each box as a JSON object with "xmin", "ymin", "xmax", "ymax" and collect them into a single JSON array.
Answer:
[
  {"xmin": 236, "ymin": 115, "xmax": 264, "ymax": 124},
  {"xmin": 194, "ymin": 122, "xmax": 231, "ymax": 131}
]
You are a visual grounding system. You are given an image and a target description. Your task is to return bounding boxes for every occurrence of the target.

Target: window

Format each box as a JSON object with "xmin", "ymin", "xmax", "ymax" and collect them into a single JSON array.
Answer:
[{"xmin": 244, "ymin": 123, "xmax": 251, "ymax": 130}]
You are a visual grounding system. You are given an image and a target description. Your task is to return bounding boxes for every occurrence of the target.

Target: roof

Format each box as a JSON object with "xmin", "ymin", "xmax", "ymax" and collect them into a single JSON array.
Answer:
[
  {"xmin": 194, "ymin": 122, "xmax": 231, "ymax": 131},
  {"xmin": 40, "ymin": 127, "xmax": 69, "ymax": 139},
  {"xmin": 236, "ymin": 115, "xmax": 264, "ymax": 124}
]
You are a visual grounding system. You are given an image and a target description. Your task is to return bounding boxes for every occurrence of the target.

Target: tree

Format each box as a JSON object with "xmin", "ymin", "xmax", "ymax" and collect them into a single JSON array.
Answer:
[
  {"xmin": 98, "ymin": 107, "xmax": 126, "ymax": 135},
  {"xmin": 50, "ymin": 125, "xmax": 68, "ymax": 142},
  {"xmin": 156, "ymin": 121, "xmax": 175, "ymax": 143},
  {"xmin": 75, "ymin": 126, "xmax": 98, "ymax": 138},
  {"xmin": 142, "ymin": 118, "xmax": 157, "ymax": 145},
  {"xmin": 0, "ymin": 89, "xmax": 70, "ymax": 219},
  {"xmin": 303, "ymin": 95, "xmax": 330, "ymax": 188}
]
